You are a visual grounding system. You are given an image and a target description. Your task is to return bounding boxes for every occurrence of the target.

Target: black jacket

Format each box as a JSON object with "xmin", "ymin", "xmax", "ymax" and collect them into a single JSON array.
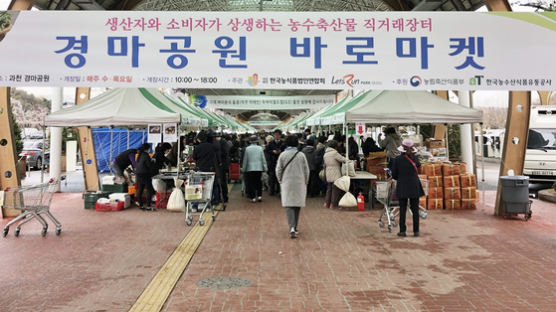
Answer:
[
  {"xmin": 391, "ymin": 153, "xmax": 425, "ymax": 199},
  {"xmin": 114, "ymin": 149, "xmax": 137, "ymax": 170},
  {"xmin": 193, "ymin": 142, "xmax": 218, "ymax": 172},
  {"xmin": 265, "ymin": 139, "xmax": 284, "ymax": 169},
  {"xmin": 135, "ymin": 151, "xmax": 154, "ymax": 176},
  {"xmin": 152, "ymin": 151, "xmax": 171, "ymax": 172}
]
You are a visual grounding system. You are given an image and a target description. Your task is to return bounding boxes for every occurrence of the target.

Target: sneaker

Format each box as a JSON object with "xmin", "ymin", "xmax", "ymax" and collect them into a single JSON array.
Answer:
[
  {"xmin": 251, "ymin": 198, "xmax": 257, "ymax": 203},
  {"xmin": 257, "ymin": 196, "xmax": 262, "ymax": 202},
  {"xmin": 414, "ymin": 232, "xmax": 420, "ymax": 237},
  {"xmin": 290, "ymin": 227, "xmax": 297, "ymax": 239},
  {"xmin": 295, "ymin": 229, "xmax": 299, "ymax": 236},
  {"xmin": 135, "ymin": 201, "xmax": 140, "ymax": 207},
  {"xmin": 397, "ymin": 232, "xmax": 407, "ymax": 237}
]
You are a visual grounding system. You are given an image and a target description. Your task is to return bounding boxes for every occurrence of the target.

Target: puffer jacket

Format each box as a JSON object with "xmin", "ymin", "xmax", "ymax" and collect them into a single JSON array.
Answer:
[{"xmin": 323, "ymin": 147, "xmax": 346, "ymax": 183}]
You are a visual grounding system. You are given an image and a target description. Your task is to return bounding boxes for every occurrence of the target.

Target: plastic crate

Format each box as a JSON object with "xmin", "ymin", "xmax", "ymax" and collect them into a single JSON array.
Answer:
[
  {"xmin": 95, "ymin": 201, "xmax": 125, "ymax": 212},
  {"xmin": 83, "ymin": 191, "xmax": 110, "ymax": 209},
  {"xmin": 101, "ymin": 183, "xmax": 128, "ymax": 194}
]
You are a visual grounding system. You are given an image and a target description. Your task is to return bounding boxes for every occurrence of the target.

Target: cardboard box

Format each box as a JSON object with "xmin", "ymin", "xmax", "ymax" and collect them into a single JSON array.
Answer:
[
  {"xmin": 444, "ymin": 199, "xmax": 461, "ymax": 210},
  {"xmin": 427, "ymin": 198, "xmax": 443, "ymax": 210},
  {"xmin": 428, "ymin": 187, "xmax": 444, "ymax": 199},
  {"xmin": 425, "ymin": 138, "xmax": 446, "ymax": 149},
  {"xmin": 461, "ymin": 199, "xmax": 477, "ymax": 209},
  {"xmin": 460, "ymin": 174, "xmax": 477, "ymax": 188},
  {"xmin": 367, "ymin": 166, "xmax": 388, "ymax": 180},
  {"xmin": 444, "ymin": 187, "xmax": 461, "ymax": 200},
  {"xmin": 443, "ymin": 175, "xmax": 460, "ymax": 188},
  {"xmin": 429, "ymin": 148, "xmax": 447, "ymax": 157},
  {"xmin": 366, "ymin": 157, "xmax": 388, "ymax": 167},
  {"xmin": 442, "ymin": 163, "xmax": 462, "ymax": 176},
  {"xmin": 461, "ymin": 187, "xmax": 478, "ymax": 200},
  {"xmin": 427, "ymin": 176, "xmax": 443, "ymax": 188},
  {"xmin": 422, "ymin": 163, "xmax": 442, "ymax": 176}
]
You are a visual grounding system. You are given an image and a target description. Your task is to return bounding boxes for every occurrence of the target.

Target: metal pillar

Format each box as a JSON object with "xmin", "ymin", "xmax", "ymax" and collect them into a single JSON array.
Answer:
[
  {"xmin": 49, "ymin": 88, "xmax": 63, "ymax": 192},
  {"xmin": 458, "ymin": 91, "xmax": 474, "ymax": 173},
  {"xmin": 75, "ymin": 87, "xmax": 100, "ymax": 191}
]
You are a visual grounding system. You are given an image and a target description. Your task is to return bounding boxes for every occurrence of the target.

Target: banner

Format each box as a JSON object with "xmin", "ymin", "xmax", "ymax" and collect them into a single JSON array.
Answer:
[
  {"xmin": 205, "ymin": 95, "xmax": 334, "ymax": 110},
  {"xmin": 147, "ymin": 124, "xmax": 161, "ymax": 145},
  {"xmin": 0, "ymin": 11, "xmax": 555, "ymax": 90}
]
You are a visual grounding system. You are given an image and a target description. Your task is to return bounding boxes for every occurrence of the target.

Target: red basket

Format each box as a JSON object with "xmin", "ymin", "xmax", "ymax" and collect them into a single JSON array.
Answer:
[{"xmin": 95, "ymin": 201, "xmax": 125, "ymax": 212}]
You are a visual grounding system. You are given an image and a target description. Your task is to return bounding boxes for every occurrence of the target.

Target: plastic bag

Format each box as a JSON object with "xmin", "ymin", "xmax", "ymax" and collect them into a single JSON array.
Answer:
[
  {"xmin": 152, "ymin": 179, "xmax": 166, "ymax": 193},
  {"xmin": 334, "ymin": 176, "xmax": 350, "ymax": 192},
  {"xmin": 167, "ymin": 178, "xmax": 186, "ymax": 212},
  {"xmin": 341, "ymin": 161, "xmax": 356, "ymax": 177},
  {"xmin": 319, "ymin": 169, "xmax": 326, "ymax": 182},
  {"xmin": 339, "ymin": 192, "xmax": 357, "ymax": 207}
]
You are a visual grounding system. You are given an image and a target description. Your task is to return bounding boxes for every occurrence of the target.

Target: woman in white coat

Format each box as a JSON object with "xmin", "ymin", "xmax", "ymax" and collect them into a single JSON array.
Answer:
[{"xmin": 276, "ymin": 135, "xmax": 309, "ymax": 239}]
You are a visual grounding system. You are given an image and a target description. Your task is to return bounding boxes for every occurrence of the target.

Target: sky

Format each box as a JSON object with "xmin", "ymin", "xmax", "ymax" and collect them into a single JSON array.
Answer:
[{"xmin": 2, "ymin": 0, "xmax": 542, "ymax": 107}]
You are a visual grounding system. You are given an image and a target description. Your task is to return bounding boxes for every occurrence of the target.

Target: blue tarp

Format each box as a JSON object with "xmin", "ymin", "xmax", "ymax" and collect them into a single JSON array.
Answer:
[{"xmin": 92, "ymin": 128, "xmax": 147, "ymax": 172}]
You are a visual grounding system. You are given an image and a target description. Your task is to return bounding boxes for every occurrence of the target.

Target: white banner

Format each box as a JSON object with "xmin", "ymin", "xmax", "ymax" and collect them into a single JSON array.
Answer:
[
  {"xmin": 147, "ymin": 124, "xmax": 161, "ymax": 145},
  {"xmin": 0, "ymin": 11, "xmax": 555, "ymax": 90},
  {"xmin": 205, "ymin": 95, "xmax": 334, "ymax": 110}
]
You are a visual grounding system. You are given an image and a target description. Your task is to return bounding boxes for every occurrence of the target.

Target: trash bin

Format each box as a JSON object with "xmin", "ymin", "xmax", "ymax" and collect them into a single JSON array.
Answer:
[{"xmin": 500, "ymin": 175, "xmax": 532, "ymax": 220}]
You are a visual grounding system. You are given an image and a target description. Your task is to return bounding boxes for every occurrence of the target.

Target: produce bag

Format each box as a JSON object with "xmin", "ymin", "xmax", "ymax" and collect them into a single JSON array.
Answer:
[
  {"xmin": 339, "ymin": 192, "xmax": 357, "ymax": 207},
  {"xmin": 334, "ymin": 176, "xmax": 350, "ymax": 192},
  {"xmin": 167, "ymin": 178, "xmax": 186, "ymax": 212}
]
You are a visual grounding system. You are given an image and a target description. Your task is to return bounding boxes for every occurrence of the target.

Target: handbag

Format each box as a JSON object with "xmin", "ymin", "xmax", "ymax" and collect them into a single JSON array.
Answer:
[{"xmin": 319, "ymin": 168, "xmax": 326, "ymax": 181}]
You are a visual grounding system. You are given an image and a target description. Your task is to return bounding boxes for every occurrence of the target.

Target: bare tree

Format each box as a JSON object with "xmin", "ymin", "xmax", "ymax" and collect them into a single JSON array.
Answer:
[{"xmin": 514, "ymin": 0, "xmax": 556, "ymax": 11}]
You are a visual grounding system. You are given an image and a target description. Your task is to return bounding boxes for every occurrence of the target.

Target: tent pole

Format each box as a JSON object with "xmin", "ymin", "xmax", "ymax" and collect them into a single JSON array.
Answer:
[
  {"xmin": 109, "ymin": 126, "xmax": 114, "ymax": 174},
  {"xmin": 176, "ymin": 125, "xmax": 181, "ymax": 173},
  {"xmin": 479, "ymin": 122, "xmax": 485, "ymax": 210},
  {"xmin": 444, "ymin": 123, "xmax": 449, "ymax": 161}
]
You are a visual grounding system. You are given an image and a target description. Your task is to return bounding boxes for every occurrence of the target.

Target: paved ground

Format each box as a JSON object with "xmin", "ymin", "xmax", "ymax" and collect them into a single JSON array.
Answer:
[{"xmin": 1, "ymin": 185, "xmax": 555, "ymax": 312}]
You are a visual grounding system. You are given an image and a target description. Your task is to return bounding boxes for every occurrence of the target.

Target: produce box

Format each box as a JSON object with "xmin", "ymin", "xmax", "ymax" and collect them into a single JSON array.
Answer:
[
  {"xmin": 368, "ymin": 151, "xmax": 387, "ymax": 159},
  {"xmin": 422, "ymin": 162, "xmax": 442, "ymax": 176},
  {"xmin": 427, "ymin": 198, "xmax": 443, "ymax": 210},
  {"xmin": 108, "ymin": 193, "xmax": 131, "ymax": 209},
  {"xmin": 444, "ymin": 187, "xmax": 461, "ymax": 200},
  {"xmin": 427, "ymin": 187, "xmax": 444, "ymax": 199},
  {"xmin": 461, "ymin": 187, "xmax": 478, "ymax": 200},
  {"xmin": 442, "ymin": 163, "xmax": 462, "ymax": 176},
  {"xmin": 460, "ymin": 174, "xmax": 477, "ymax": 188},
  {"xmin": 101, "ymin": 183, "xmax": 128, "ymax": 194},
  {"xmin": 419, "ymin": 196, "xmax": 427, "ymax": 208},
  {"xmin": 444, "ymin": 199, "xmax": 461, "ymax": 210},
  {"xmin": 367, "ymin": 165, "xmax": 388, "ymax": 180},
  {"xmin": 425, "ymin": 138, "xmax": 446, "ymax": 149},
  {"xmin": 461, "ymin": 199, "xmax": 478, "ymax": 209},
  {"xmin": 83, "ymin": 191, "xmax": 110, "ymax": 209},
  {"xmin": 429, "ymin": 148, "xmax": 447, "ymax": 158},
  {"xmin": 366, "ymin": 157, "xmax": 388, "ymax": 167},
  {"xmin": 427, "ymin": 176, "xmax": 443, "ymax": 188},
  {"xmin": 443, "ymin": 175, "xmax": 460, "ymax": 188},
  {"xmin": 457, "ymin": 162, "xmax": 467, "ymax": 174}
]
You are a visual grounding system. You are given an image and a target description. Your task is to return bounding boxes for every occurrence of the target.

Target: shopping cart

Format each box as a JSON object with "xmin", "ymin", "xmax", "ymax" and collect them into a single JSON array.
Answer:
[
  {"xmin": 377, "ymin": 172, "xmax": 428, "ymax": 233},
  {"xmin": 2, "ymin": 177, "xmax": 64, "ymax": 237},
  {"xmin": 184, "ymin": 171, "xmax": 216, "ymax": 226}
]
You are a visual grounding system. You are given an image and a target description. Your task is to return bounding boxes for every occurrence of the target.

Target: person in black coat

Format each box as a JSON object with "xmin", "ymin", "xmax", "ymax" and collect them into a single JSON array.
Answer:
[
  {"xmin": 265, "ymin": 130, "xmax": 285, "ymax": 196},
  {"xmin": 391, "ymin": 139, "xmax": 424, "ymax": 237},
  {"xmin": 135, "ymin": 143, "xmax": 155, "ymax": 211},
  {"xmin": 152, "ymin": 142, "xmax": 172, "ymax": 172},
  {"xmin": 193, "ymin": 131, "xmax": 220, "ymax": 206}
]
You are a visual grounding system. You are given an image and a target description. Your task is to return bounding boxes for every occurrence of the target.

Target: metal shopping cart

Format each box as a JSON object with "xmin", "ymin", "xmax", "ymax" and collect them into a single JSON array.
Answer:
[
  {"xmin": 2, "ymin": 177, "xmax": 64, "ymax": 237},
  {"xmin": 184, "ymin": 171, "xmax": 216, "ymax": 226},
  {"xmin": 377, "ymin": 171, "xmax": 428, "ymax": 233}
]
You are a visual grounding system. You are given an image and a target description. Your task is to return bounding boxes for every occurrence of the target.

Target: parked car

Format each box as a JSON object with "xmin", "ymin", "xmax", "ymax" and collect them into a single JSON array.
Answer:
[{"xmin": 20, "ymin": 140, "xmax": 49, "ymax": 170}]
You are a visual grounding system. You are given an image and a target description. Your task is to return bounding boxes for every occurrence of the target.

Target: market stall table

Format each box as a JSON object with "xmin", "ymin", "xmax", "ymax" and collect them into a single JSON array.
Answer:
[{"xmin": 350, "ymin": 171, "xmax": 377, "ymax": 210}]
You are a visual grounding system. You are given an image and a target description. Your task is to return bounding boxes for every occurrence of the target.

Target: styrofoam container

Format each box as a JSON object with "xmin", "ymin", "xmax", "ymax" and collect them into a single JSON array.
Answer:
[
  {"xmin": 109, "ymin": 193, "xmax": 131, "ymax": 208},
  {"xmin": 102, "ymin": 175, "xmax": 116, "ymax": 185}
]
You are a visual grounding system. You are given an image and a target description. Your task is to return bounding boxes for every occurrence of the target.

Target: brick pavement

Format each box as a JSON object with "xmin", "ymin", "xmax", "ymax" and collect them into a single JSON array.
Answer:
[{"xmin": 0, "ymin": 189, "xmax": 555, "ymax": 311}]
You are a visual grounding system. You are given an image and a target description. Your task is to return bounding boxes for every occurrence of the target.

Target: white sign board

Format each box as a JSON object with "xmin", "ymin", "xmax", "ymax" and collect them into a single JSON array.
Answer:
[{"xmin": 205, "ymin": 95, "xmax": 335, "ymax": 110}]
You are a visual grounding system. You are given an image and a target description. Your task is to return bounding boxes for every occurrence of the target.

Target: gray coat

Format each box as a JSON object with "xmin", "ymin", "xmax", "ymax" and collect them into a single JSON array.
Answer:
[
  {"xmin": 323, "ymin": 147, "xmax": 346, "ymax": 183},
  {"xmin": 276, "ymin": 148, "xmax": 309, "ymax": 207},
  {"xmin": 242, "ymin": 144, "xmax": 267, "ymax": 172},
  {"xmin": 378, "ymin": 134, "xmax": 402, "ymax": 159}
]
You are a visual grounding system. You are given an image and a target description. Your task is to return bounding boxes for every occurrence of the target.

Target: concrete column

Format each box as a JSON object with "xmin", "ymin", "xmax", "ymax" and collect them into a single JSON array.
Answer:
[
  {"xmin": 49, "ymin": 88, "xmax": 63, "ymax": 192},
  {"xmin": 458, "ymin": 91, "xmax": 474, "ymax": 173}
]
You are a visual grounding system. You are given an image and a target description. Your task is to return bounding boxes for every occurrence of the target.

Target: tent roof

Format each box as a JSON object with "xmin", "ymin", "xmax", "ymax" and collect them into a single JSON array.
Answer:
[
  {"xmin": 140, "ymin": 89, "xmax": 207, "ymax": 126},
  {"xmin": 44, "ymin": 88, "xmax": 181, "ymax": 127},
  {"xmin": 345, "ymin": 90, "xmax": 483, "ymax": 124}
]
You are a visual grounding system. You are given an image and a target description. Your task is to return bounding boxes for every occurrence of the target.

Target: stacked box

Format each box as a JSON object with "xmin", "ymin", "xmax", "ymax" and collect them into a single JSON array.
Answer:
[
  {"xmin": 83, "ymin": 191, "xmax": 110, "ymax": 209},
  {"xmin": 419, "ymin": 196, "xmax": 427, "ymax": 209},
  {"xmin": 422, "ymin": 162, "xmax": 442, "ymax": 176},
  {"xmin": 444, "ymin": 199, "xmax": 461, "ymax": 210},
  {"xmin": 428, "ymin": 187, "xmax": 443, "ymax": 199},
  {"xmin": 442, "ymin": 163, "xmax": 462, "ymax": 176},
  {"xmin": 427, "ymin": 176, "xmax": 442, "ymax": 188},
  {"xmin": 460, "ymin": 174, "xmax": 478, "ymax": 209},
  {"xmin": 460, "ymin": 174, "xmax": 477, "ymax": 188},
  {"xmin": 427, "ymin": 198, "xmax": 443, "ymax": 210},
  {"xmin": 461, "ymin": 199, "xmax": 477, "ymax": 209},
  {"xmin": 443, "ymin": 175, "xmax": 460, "ymax": 188},
  {"xmin": 101, "ymin": 183, "xmax": 128, "ymax": 194},
  {"xmin": 444, "ymin": 187, "xmax": 461, "ymax": 200}
]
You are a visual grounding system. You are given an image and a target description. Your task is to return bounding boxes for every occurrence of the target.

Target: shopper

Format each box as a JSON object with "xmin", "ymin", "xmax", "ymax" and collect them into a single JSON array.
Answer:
[
  {"xmin": 242, "ymin": 135, "xmax": 267, "ymax": 203},
  {"xmin": 378, "ymin": 127, "xmax": 402, "ymax": 161},
  {"xmin": 323, "ymin": 140, "xmax": 347, "ymax": 209},
  {"xmin": 266, "ymin": 129, "xmax": 285, "ymax": 196},
  {"xmin": 112, "ymin": 147, "xmax": 137, "ymax": 184},
  {"xmin": 135, "ymin": 143, "xmax": 155, "ymax": 211},
  {"xmin": 276, "ymin": 135, "xmax": 309, "ymax": 238},
  {"xmin": 193, "ymin": 131, "xmax": 220, "ymax": 207},
  {"xmin": 167, "ymin": 135, "xmax": 187, "ymax": 166},
  {"xmin": 301, "ymin": 137, "xmax": 318, "ymax": 197},
  {"xmin": 391, "ymin": 139, "xmax": 425, "ymax": 237},
  {"xmin": 348, "ymin": 136, "xmax": 359, "ymax": 163},
  {"xmin": 361, "ymin": 137, "xmax": 382, "ymax": 158},
  {"xmin": 152, "ymin": 142, "xmax": 172, "ymax": 171}
]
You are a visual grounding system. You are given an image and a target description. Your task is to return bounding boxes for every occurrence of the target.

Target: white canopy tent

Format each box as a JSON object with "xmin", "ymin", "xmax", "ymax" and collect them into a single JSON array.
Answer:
[{"xmin": 44, "ymin": 88, "xmax": 181, "ymax": 127}]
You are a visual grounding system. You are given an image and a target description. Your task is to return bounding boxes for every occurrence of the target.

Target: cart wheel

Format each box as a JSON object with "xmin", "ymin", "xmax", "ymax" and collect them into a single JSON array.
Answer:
[
  {"xmin": 212, "ymin": 215, "xmax": 216, "ymax": 221},
  {"xmin": 186, "ymin": 219, "xmax": 192, "ymax": 226},
  {"xmin": 199, "ymin": 219, "xmax": 205, "ymax": 226},
  {"xmin": 525, "ymin": 212, "xmax": 532, "ymax": 221},
  {"xmin": 388, "ymin": 225, "xmax": 392, "ymax": 233},
  {"xmin": 14, "ymin": 228, "xmax": 20, "ymax": 237},
  {"xmin": 55, "ymin": 228, "xmax": 61, "ymax": 236},
  {"xmin": 378, "ymin": 220, "xmax": 385, "ymax": 228},
  {"xmin": 391, "ymin": 220, "xmax": 398, "ymax": 227},
  {"xmin": 2, "ymin": 228, "xmax": 8, "ymax": 238},
  {"xmin": 41, "ymin": 228, "xmax": 47, "ymax": 237}
]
